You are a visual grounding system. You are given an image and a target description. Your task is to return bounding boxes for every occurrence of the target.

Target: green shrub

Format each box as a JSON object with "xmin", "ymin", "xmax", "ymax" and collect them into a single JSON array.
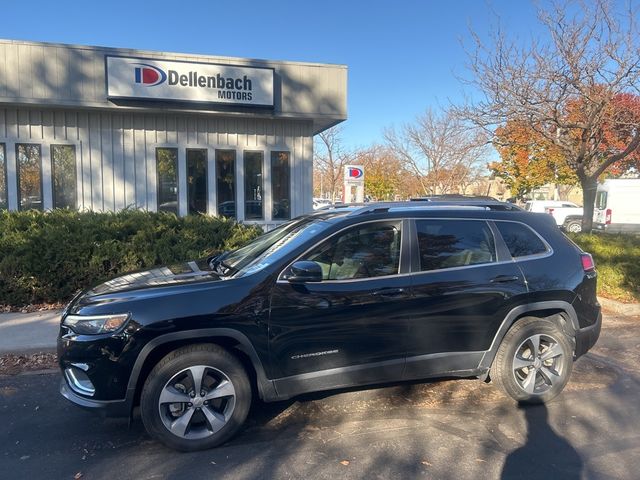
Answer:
[
  {"xmin": 0, "ymin": 210, "xmax": 262, "ymax": 307},
  {"xmin": 568, "ymin": 232, "xmax": 640, "ymax": 303}
]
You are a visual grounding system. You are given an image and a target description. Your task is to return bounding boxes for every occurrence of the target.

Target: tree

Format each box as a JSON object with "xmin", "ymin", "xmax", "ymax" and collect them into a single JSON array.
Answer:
[
  {"xmin": 353, "ymin": 145, "xmax": 420, "ymax": 200},
  {"xmin": 384, "ymin": 108, "xmax": 489, "ymax": 195},
  {"xmin": 492, "ymin": 120, "xmax": 577, "ymax": 199},
  {"xmin": 459, "ymin": 0, "xmax": 640, "ymax": 230},
  {"xmin": 314, "ymin": 126, "xmax": 352, "ymax": 201}
]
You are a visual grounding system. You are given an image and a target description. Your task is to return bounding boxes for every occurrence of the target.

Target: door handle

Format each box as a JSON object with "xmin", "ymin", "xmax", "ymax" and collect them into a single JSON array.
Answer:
[
  {"xmin": 490, "ymin": 275, "xmax": 520, "ymax": 283},
  {"xmin": 371, "ymin": 287, "xmax": 406, "ymax": 297}
]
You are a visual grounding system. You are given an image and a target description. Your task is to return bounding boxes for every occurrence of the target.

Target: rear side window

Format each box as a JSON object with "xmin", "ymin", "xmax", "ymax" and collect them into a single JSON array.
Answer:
[
  {"xmin": 415, "ymin": 220, "xmax": 496, "ymax": 271},
  {"xmin": 495, "ymin": 221, "xmax": 548, "ymax": 258}
]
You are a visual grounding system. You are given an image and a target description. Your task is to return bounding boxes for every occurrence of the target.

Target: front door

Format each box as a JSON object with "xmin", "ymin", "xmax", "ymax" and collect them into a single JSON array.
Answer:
[
  {"xmin": 269, "ymin": 220, "xmax": 411, "ymax": 397},
  {"xmin": 404, "ymin": 218, "xmax": 528, "ymax": 379}
]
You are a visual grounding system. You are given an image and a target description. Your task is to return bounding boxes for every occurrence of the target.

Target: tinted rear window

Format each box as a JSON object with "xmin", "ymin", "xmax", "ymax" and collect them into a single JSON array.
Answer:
[
  {"xmin": 416, "ymin": 220, "xmax": 496, "ymax": 271},
  {"xmin": 495, "ymin": 221, "xmax": 548, "ymax": 258}
]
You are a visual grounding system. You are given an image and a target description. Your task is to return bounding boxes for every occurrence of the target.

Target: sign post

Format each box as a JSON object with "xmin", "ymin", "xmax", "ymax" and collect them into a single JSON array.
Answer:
[{"xmin": 343, "ymin": 165, "xmax": 365, "ymax": 203}]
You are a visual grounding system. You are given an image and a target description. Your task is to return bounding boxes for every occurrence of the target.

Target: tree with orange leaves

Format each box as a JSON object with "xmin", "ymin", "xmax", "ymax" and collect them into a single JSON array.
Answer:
[
  {"xmin": 460, "ymin": 0, "xmax": 640, "ymax": 230},
  {"xmin": 492, "ymin": 121, "xmax": 577, "ymax": 199}
]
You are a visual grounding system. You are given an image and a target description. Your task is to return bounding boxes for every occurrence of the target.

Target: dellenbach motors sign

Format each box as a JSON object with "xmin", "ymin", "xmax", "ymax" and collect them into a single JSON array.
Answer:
[
  {"xmin": 106, "ymin": 56, "xmax": 274, "ymax": 107},
  {"xmin": 344, "ymin": 165, "xmax": 365, "ymax": 184}
]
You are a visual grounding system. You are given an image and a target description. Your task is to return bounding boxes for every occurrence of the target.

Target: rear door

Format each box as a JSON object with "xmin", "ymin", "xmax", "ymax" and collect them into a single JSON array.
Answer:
[{"xmin": 404, "ymin": 218, "xmax": 528, "ymax": 379}]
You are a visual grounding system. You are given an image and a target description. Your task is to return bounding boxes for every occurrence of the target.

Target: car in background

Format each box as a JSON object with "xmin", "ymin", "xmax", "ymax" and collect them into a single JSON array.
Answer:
[
  {"xmin": 593, "ymin": 179, "xmax": 640, "ymax": 233},
  {"xmin": 58, "ymin": 201, "xmax": 601, "ymax": 451},
  {"xmin": 313, "ymin": 198, "xmax": 332, "ymax": 210},
  {"xmin": 524, "ymin": 200, "xmax": 579, "ymax": 213},
  {"xmin": 544, "ymin": 204, "xmax": 584, "ymax": 233}
]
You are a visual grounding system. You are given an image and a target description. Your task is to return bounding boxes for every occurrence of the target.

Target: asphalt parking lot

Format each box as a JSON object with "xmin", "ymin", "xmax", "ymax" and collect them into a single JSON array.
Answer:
[{"xmin": 1, "ymin": 310, "xmax": 639, "ymax": 480}]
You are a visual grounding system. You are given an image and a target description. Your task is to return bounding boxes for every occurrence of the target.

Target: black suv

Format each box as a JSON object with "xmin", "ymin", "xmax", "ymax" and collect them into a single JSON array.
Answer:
[{"xmin": 58, "ymin": 202, "xmax": 601, "ymax": 451}]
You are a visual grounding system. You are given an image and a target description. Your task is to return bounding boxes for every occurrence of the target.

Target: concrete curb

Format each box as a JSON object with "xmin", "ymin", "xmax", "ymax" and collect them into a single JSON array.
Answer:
[{"xmin": 599, "ymin": 297, "xmax": 640, "ymax": 316}]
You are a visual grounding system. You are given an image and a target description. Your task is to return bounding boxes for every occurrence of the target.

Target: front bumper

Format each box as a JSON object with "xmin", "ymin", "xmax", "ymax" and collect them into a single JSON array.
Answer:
[
  {"xmin": 60, "ymin": 378, "xmax": 131, "ymax": 417},
  {"xmin": 574, "ymin": 310, "xmax": 602, "ymax": 358}
]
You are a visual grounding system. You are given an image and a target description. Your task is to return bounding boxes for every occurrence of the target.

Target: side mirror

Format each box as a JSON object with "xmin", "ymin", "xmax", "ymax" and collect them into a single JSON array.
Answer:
[{"xmin": 286, "ymin": 261, "xmax": 323, "ymax": 283}]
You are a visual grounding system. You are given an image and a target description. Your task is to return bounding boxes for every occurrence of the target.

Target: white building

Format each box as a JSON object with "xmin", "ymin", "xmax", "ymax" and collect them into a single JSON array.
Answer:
[{"xmin": 0, "ymin": 39, "xmax": 347, "ymax": 228}]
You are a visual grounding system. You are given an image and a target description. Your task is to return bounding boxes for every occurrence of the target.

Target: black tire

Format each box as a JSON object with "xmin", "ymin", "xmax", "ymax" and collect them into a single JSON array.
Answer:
[
  {"xmin": 492, "ymin": 317, "xmax": 573, "ymax": 404},
  {"xmin": 140, "ymin": 344, "xmax": 251, "ymax": 451},
  {"xmin": 564, "ymin": 220, "xmax": 582, "ymax": 233}
]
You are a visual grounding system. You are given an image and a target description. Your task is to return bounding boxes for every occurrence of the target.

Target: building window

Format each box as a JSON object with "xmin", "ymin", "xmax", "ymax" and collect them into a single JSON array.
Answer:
[
  {"xmin": 51, "ymin": 145, "xmax": 77, "ymax": 209},
  {"xmin": 271, "ymin": 151, "xmax": 290, "ymax": 220},
  {"xmin": 0, "ymin": 144, "xmax": 6, "ymax": 210},
  {"xmin": 16, "ymin": 144, "xmax": 43, "ymax": 211},
  {"xmin": 244, "ymin": 151, "xmax": 263, "ymax": 220},
  {"xmin": 216, "ymin": 149, "xmax": 236, "ymax": 218},
  {"xmin": 156, "ymin": 148, "xmax": 178, "ymax": 214},
  {"xmin": 187, "ymin": 149, "xmax": 207, "ymax": 215}
]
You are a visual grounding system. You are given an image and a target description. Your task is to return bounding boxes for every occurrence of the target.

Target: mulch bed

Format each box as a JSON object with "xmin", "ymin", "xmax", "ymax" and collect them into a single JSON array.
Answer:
[
  {"xmin": 0, "ymin": 303, "xmax": 65, "ymax": 314},
  {"xmin": 0, "ymin": 352, "xmax": 58, "ymax": 375}
]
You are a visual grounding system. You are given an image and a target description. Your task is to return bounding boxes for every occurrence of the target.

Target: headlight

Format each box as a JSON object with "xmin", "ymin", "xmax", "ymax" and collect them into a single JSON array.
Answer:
[{"xmin": 63, "ymin": 313, "xmax": 130, "ymax": 335}]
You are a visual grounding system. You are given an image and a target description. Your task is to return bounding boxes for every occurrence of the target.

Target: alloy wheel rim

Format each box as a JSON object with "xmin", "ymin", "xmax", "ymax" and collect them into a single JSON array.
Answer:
[
  {"xmin": 158, "ymin": 365, "xmax": 236, "ymax": 440},
  {"xmin": 512, "ymin": 334, "xmax": 565, "ymax": 395},
  {"xmin": 568, "ymin": 223, "xmax": 581, "ymax": 233}
]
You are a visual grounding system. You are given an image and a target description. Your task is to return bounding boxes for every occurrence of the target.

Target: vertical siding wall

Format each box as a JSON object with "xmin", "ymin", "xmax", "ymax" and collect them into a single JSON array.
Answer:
[{"xmin": 0, "ymin": 106, "xmax": 314, "ymax": 222}]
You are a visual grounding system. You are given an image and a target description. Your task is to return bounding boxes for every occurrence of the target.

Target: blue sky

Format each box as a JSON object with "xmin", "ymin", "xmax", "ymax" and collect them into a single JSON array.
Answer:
[{"xmin": 1, "ymin": 0, "xmax": 544, "ymax": 148}]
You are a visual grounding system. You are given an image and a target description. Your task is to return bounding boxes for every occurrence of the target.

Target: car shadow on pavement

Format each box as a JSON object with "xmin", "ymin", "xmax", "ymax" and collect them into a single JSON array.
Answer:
[{"xmin": 501, "ymin": 403, "xmax": 582, "ymax": 479}]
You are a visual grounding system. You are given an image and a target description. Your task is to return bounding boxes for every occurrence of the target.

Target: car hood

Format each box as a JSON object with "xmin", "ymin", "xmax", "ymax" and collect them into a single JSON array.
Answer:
[{"xmin": 84, "ymin": 259, "xmax": 223, "ymax": 297}]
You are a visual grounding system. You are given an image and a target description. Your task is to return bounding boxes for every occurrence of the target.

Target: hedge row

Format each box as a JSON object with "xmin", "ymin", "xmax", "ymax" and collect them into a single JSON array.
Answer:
[{"xmin": 0, "ymin": 210, "xmax": 262, "ymax": 307}]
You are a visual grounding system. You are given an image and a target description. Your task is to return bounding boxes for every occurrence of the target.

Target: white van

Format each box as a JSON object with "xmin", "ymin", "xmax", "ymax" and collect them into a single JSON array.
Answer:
[{"xmin": 593, "ymin": 179, "xmax": 640, "ymax": 233}]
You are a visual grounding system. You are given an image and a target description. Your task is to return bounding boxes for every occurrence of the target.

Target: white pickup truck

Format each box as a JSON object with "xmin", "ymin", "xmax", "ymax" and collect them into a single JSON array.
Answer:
[
  {"xmin": 524, "ymin": 200, "xmax": 584, "ymax": 231},
  {"xmin": 544, "ymin": 203, "xmax": 584, "ymax": 232}
]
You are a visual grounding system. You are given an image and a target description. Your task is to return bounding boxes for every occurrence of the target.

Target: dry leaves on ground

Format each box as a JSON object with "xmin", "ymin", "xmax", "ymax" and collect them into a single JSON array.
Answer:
[{"xmin": 0, "ymin": 352, "xmax": 58, "ymax": 375}]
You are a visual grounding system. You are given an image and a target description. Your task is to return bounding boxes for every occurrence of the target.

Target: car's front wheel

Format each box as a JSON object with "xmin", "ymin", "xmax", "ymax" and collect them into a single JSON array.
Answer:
[
  {"xmin": 140, "ymin": 344, "xmax": 251, "ymax": 451},
  {"xmin": 492, "ymin": 317, "xmax": 573, "ymax": 404}
]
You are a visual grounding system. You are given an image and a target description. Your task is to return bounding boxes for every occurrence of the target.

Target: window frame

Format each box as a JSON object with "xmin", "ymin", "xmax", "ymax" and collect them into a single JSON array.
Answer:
[
  {"xmin": 15, "ymin": 143, "xmax": 43, "ymax": 211},
  {"xmin": 215, "ymin": 148, "xmax": 237, "ymax": 219},
  {"xmin": 271, "ymin": 150, "xmax": 291, "ymax": 221},
  {"xmin": 186, "ymin": 148, "xmax": 208, "ymax": 215},
  {"xmin": 155, "ymin": 147, "xmax": 179, "ymax": 215},
  {"xmin": 50, "ymin": 144, "xmax": 78, "ymax": 209},
  {"xmin": 0, "ymin": 143, "xmax": 7, "ymax": 210},
  {"xmin": 277, "ymin": 219, "xmax": 411, "ymax": 283},
  {"xmin": 243, "ymin": 150, "xmax": 264, "ymax": 220}
]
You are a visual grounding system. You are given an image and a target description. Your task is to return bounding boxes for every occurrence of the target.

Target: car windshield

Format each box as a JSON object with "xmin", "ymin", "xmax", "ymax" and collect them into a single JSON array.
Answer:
[{"xmin": 219, "ymin": 213, "xmax": 341, "ymax": 277}]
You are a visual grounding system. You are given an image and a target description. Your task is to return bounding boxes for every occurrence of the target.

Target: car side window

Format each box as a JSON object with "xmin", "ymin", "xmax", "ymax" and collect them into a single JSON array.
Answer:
[
  {"xmin": 301, "ymin": 222, "xmax": 402, "ymax": 280},
  {"xmin": 416, "ymin": 220, "xmax": 496, "ymax": 271},
  {"xmin": 495, "ymin": 221, "xmax": 548, "ymax": 258}
]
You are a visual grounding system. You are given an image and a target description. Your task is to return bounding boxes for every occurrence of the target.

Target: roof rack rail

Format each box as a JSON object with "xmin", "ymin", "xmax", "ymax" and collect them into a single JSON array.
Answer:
[{"xmin": 341, "ymin": 199, "xmax": 522, "ymax": 216}]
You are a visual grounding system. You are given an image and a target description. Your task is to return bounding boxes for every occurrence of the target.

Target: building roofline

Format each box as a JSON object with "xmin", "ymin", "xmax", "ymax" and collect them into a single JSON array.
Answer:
[{"xmin": 0, "ymin": 38, "xmax": 348, "ymax": 70}]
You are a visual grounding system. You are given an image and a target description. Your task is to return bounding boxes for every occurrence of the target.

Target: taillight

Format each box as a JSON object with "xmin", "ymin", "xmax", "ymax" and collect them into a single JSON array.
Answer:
[
  {"xmin": 581, "ymin": 253, "xmax": 595, "ymax": 272},
  {"xmin": 547, "ymin": 208, "xmax": 555, "ymax": 216},
  {"xmin": 605, "ymin": 209, "xmax": 612, "ymax": 225}
]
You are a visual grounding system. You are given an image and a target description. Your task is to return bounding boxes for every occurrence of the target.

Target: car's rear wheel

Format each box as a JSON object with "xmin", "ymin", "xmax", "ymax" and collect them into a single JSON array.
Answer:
[
  {"xmin": 492, "ymin": 317, "xmax": 573, "ymax": 403},
  {"xmin": 140, "ymin": 344, "xmax": 251, "ymax": 451},
  {"xmin": 565, "ymin": 219, "xmax": 582, "ymax": 233}
]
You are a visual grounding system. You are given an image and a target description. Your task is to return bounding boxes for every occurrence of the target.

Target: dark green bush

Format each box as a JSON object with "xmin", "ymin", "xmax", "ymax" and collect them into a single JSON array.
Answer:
[{"xmin": 0, "ymin": 210, "xmax": 262, "ymax": 307}]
